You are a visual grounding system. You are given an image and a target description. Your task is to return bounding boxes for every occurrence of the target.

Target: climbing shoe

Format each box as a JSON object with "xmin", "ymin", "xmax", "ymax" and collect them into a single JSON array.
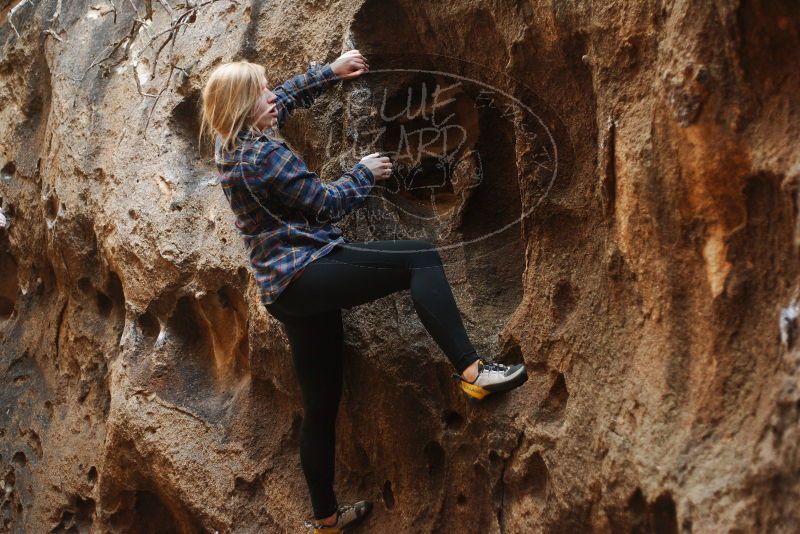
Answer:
[
  {"xmin": 452, "ymin": 358, "xmax": 528, "ymax": 400},
  {"xmin": 303, "ymin": 500, "xmax": 373, "ymax": 533}
]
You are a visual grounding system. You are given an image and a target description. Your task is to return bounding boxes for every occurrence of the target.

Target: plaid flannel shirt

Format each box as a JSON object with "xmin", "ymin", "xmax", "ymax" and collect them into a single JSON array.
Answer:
[{"xmin": 215, "ymin": 62, "xmax": 375, "ymax": 306}]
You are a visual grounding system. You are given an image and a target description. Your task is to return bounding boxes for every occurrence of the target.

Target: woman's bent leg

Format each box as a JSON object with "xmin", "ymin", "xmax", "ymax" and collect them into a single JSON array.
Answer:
[
  {"xmin": 280, "ymin": 309, "xmax": 344, "ymax": 520},
  {"xmin": 270, "ymin": 240, "xmax": 480, "ymax": 374}
]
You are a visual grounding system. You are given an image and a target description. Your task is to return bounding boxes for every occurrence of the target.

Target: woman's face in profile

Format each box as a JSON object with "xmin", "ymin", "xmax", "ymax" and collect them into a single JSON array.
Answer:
[{"xmin": 251, "ymin": 78, "xmax": 278, "ymax": 130}]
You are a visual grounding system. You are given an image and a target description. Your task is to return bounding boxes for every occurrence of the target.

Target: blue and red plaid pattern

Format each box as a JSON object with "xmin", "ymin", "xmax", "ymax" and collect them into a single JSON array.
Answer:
[{"xmin": 214, "ymin": 62, "xmax": 375, "ymax": 306}]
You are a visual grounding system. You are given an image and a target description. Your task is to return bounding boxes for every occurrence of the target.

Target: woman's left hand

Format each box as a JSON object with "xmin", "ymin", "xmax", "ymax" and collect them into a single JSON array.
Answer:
[{"xmin": 330, "ymin": 49, "xmax": 369, "ymax": 80}]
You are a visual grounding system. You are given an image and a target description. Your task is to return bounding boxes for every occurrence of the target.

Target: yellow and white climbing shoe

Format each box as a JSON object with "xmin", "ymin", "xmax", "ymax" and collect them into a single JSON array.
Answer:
[
  {"xmin": 303, "ymin": 500, "xmax": 372, "ymax": 533},
  {"xmin": 453, "ymin": 359, "xmax": 528, "ymax": 400}
]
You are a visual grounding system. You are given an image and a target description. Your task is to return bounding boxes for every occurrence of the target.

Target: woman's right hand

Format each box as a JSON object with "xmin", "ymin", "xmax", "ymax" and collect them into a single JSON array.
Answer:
[{"xmin": 359, "ymin": 152, "xmax": 393, "ymax": 181}]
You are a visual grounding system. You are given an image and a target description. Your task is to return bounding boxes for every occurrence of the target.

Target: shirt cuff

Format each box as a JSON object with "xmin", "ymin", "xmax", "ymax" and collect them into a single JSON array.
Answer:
[
  {"xmin": 321, "ymin": 63, "xmax": 337, "ymax": 81},
  {"xmin": 352, "ymin": 162, "xmax": 374, "ymax": 182}
]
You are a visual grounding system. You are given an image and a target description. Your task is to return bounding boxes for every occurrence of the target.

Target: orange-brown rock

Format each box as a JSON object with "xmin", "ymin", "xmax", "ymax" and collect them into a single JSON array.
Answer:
[{"xmin": 1, "ymin": 0, "xmax": 799, "ymax": 532}]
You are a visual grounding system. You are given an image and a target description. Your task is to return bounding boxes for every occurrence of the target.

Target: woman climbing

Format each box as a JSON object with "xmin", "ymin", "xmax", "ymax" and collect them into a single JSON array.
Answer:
[{"xmin": 200, "ymin": 49, "xmax": 528, "ymax": 532}]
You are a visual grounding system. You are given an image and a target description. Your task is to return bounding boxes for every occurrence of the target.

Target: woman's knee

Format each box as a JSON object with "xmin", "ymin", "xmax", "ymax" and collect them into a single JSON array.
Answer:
[
  {"xmin": 404, "ymin": 239, "xmax": 442, "ymax": 268},
  {"xmin": 401, "ymin": 238, "xmax": 436, "ymax": 250}
]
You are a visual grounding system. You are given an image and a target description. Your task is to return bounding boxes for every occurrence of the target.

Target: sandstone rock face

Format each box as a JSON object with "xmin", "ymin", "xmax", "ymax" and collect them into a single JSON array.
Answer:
[{"xmin": 2, "ymin": 0, "xmax": 799, "ymax": 532}]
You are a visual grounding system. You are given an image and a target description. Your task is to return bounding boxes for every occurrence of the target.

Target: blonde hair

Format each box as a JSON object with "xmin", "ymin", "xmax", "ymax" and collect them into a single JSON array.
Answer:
[{"xmin": 199, "ymin": 60, "xmax": 267, "ymax": 155}]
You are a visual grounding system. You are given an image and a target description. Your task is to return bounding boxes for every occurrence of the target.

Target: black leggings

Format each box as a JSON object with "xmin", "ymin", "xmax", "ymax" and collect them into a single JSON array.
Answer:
[{"xmin": 264, "ymin": 239, "xmax": 480, "ymax": 519}]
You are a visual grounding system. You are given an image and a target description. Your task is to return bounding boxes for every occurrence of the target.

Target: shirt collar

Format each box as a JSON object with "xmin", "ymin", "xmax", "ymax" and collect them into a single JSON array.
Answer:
[
  {"xmin": 216, "ymin": 126, "xmax": 280, "ymax": 164},
  {"xmin": 237, "ymin": 125, "xmax": 276, "ymax": 141}
]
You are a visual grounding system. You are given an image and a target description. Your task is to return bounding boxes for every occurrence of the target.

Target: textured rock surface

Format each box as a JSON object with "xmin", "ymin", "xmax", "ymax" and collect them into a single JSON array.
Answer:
[{"xmin": 1, "ymin": 0, "xmax": 799, "ymax": 532}]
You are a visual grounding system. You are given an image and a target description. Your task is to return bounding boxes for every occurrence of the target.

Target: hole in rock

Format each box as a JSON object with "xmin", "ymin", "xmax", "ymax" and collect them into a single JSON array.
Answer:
[
  {"xmin": 539, "ymin": 373, "xmax": 569, "ymax": 423},
  {"xmin": 1, "ymin": 162, "xmax": 15, "ymax": 180},
  {"xmin": 526, "ymin": 452, "xmax": 549, "ymax": 499},
  {"xmin": 25, "ymin": 428, "xmax": 42, "ymax": 458},
  {"xmin": 348, "ymin": 20, "xmax": 529, "ymax": 338},
  {"xmin": 143, "ymin": 288, "xmax": 250, "ymax": 423},
  {"xmin": 44, "ymin": 190, "xmax": 59, "ymax": 221},
  {"xmin": 367, "ymin": 65, "xmax": 526, "ymax": 265},
  {"xmin": 77, "ymin": 277, "xmax": 93, "ymax": 294},
  {"xmin": 87, "ymin": 466, "xmax": 97, "ymax": 485},
  {"xmin": 552, "ymin": 279, "xmax": 576, "ymax": 322},
  {"xmin": 237, "ymin": 266, "xmax": 249, "ymax": 284},
  {"xmin": 52, "ymin": 495, "xmax": 95, "ymax": 533},
  {"xmin": 54, "ymin": 511, "xmax": 73, "ymax": 530},
  {"xmin": 629, "ymin": 488, "xmax": 647, "ymax": 529},
  {"xmin": 197, "ymin": 284, "xmax": 251, "ymax": 380},
  {"xmin": 457, "ymin": 493, "xmax": 467, "ymax": 505},
  {"xmin": 158, "ymin": 295, "xmax": 218, "ymax": 416},
  {"xmin": 19, "ymin": 51, "xmax": 52, "ymax": 129},
  {"xmin": 455, "ymin": 98, "xmax": 526, "ymax": 319},
  {"xmin": 11, "ymin": 452, "xmax": 26, "ymax": 468},
  {"xmin": 382, "ymin": 480, "xmax": 395, "ymax": 510},
  {"xmin": 217, "ymin": 285, "xmax": 233, "ymax": 309},
  {"xmin": 109, "ymin": 489, "xmax": 193, "ymax": 533},
  {"xmin": 137, "ymin": 311, "xmax": 160, "ymax": 339},
  {"xmin": 170, "ymin": 90, "xmax": 214, "ymax": 164},
  {"xmin": 443, "ymin": 410, "xmax": 464, "ymax": 430},
  {"xmin": 234, "ymin": 474, "xmax": 262, "ymax": 499},
  {"xmin": 627, "ymin": 488, "xmax": 679, "ymax": 534},
  {"xmin": 498, "ymin": 342, "xmax": 525, "ymax": 366},
  {"xmin": 651, "ymin": 493, "xmax": 678, "ymax": 534},
  {"xmin": 379, "ymin": 70, "xmax": 480, "ymax": 217},
  {"xmin": 96, "ymin": 290, "xmax": 112, "ymax": 317},
  {"xmin": 78, "ymin": 272, "xmax": 125, "ymax": 320}
]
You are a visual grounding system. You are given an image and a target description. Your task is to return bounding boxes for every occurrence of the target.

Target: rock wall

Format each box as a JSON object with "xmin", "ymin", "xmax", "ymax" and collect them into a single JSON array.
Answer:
[{"xmin": 1, "ymin": 0, "xmax": 799, "ymax": 532}]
